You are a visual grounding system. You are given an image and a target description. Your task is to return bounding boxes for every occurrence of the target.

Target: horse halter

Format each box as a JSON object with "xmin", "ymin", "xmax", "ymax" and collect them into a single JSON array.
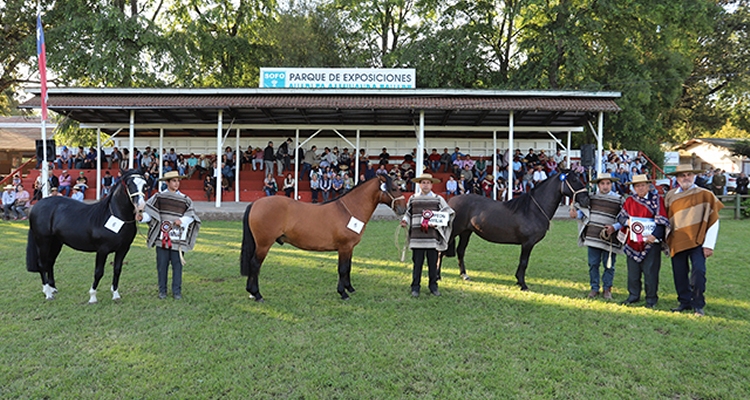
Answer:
[
  {"xmin": 123, "ymin": 174, "xmax": 147, "ymax": 210},
  {"xmin": 562, "ymin": 177, "xmax": 587, "ymax": 206},
  {"xmin": 381, "ymin": 187, "xmax": 405, "ymax": 210}
]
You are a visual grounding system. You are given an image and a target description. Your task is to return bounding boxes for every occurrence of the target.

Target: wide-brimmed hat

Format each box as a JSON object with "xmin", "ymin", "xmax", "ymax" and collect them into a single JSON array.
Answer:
[
  {"xmin": 73, "ymin": 184, "xmax": 85, "ymax": 190},
  {"xmin": 339, "ymin": 164, "xmax": 348, "ymax": 170},
  {"xmin": 411, "ymin": 173, "xmax": 441, "ymax": 184},
  {"xmin": 666, "ymin": 164, "xmax": 703, "ymax": 176},
  {"xmin": 591, "ymin": 172, "xmax": 620, "ymax": 184},
  {"xmin": 159, "ymin": 171, "xmax": 186, "ymax": 181},
  {"xmin": 626, "ymin": 174, "xmax": 651, "ymax": 186},
  {"xmin": 4, "ymin": 184, "xmax": 15, "ymax": 190}
]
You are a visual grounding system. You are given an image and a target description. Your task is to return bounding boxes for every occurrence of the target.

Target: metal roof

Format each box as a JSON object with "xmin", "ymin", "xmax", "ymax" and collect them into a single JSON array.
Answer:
[{"xmin": 19, "ymin": 88, "xmax": 621, "ymax": 138}]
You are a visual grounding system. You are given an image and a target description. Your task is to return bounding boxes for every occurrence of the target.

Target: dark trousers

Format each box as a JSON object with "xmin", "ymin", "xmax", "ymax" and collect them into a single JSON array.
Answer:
[
  {"xmin": 626, "ymin": 246, "xmax": 661, "ymax": 305},
  {"xmin": 411, "ymin": 248, "xmax": 439, "ymax": 292},
  {"xmin": 671, "ymin": 246, "xmax": 707, "ymax": 309},
  {"xmin": 156, "ymin": 246, "xmax": 183, "ymax": 296}
]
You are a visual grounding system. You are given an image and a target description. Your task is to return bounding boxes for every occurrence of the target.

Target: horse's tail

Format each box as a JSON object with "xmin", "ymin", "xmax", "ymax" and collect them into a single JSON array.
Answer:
[
  {"xmin": 240, "ymin": 203, "xmax": 255, "ymax": 277},
  {"xmin": 443, "ymin": 235, "xmax": 457, "ymax": 258},
  {"xmin": 26, "ymin": 228, "xmax": 41, "ymax": 272}
]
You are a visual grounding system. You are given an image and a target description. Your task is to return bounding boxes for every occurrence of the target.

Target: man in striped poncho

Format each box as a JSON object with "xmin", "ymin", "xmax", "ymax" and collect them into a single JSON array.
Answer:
[{"xmin": 664, "ymin": 164, "xmax": 723, "ymax": 317}]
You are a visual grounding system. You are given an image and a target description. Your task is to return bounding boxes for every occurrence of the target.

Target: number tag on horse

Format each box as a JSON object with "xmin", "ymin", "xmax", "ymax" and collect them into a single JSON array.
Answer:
[
  {"xmin": 104, "ymin": 215, "xmax": 125, "ymax": 233},
  {"xmin": 346, "ymin": 216, "xmax": 365, "ymax": 234}
]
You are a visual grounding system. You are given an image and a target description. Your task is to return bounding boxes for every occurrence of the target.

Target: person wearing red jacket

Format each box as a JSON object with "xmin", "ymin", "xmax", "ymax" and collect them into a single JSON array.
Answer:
[{"xmin": 616, "ymin": 174, "xmax": 670, "ymax": 308}]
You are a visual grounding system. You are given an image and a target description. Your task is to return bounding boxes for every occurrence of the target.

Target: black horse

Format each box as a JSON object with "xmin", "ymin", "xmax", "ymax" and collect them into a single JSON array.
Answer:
[
  {"xmin": 440, "ymin": 171, "xmax": 589, "ymax": 290},
  {"xmin": 26, "ymin": 169, "xmax": 147, "ymax": 303}
]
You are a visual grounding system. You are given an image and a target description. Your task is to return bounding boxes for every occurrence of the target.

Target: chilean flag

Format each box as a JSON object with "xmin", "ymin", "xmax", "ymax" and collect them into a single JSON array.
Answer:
[{"xmin": 36, "ymin": 13, "xmax": 48, "ymax": 121}]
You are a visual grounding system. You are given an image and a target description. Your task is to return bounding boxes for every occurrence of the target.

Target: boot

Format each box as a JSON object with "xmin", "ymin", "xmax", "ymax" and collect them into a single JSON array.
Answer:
[
  {"xmin": 602, "ymin": 288, "xmax": 612, "ymax": 300},
  {"xmin": 588, "ymin": 289, "xmax": 599, "ymax": 298}
]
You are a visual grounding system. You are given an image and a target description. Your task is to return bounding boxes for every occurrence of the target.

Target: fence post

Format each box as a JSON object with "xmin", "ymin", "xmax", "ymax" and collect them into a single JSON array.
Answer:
[{"xmin": 736, "ymin": 193, "xmax": 741, "ymax": 220}]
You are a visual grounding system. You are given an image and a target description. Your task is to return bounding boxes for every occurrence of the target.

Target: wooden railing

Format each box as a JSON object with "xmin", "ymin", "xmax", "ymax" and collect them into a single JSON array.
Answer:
[{"xmin": 716, "ymin": 193, "xmax": 750, "ymax": 220}]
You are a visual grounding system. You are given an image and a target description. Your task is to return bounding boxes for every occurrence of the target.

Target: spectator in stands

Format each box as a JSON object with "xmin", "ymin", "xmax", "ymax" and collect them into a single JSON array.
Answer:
[
  {"xmin": 263, "ymin": 141, "xmax": 275, "ymax": 175},
  {"xmin": 513, "ymin": 178, "xmax": 524, "ymax": 197},
  {"xmin": 522, "ymin": 166, "xmax": 534, "ymax": 192},
  {"xmin": 241, "ymin": 145, "xmax": 254, "ymax": 170},
  {"xmin": 338, "ymin": 148, "xmax": 352, "ymax": 171},
  {"xmin": 71, "ymin": 184, "xmax": 84, "ymax": 202},
  {"xmin": 451, "ymin": 147, "xmax": 464, "ymax": 163},
  {"xmin": 474, "ymin": 157, "xmax": 488, "ymax": 181},
  {"xmin": 465, "ymin": 175, "xmax": 482, "ymax": 195},
  {"xmin": 13, "ymin": 184, "xmax": 30, "ymax": 220},
  {"xmin": 263, "ymin": 173, "xmax": 277, "ymax": 196},
  {"xmin": 459, "ymin": 163, "xmax": 473, "ymax": 183},
  {"xmin": 310, "ymin": 173, "xmax": 321, "ymax": 203},
  {"xmin": 463, "ymin": 154, "xmax": 475, "ymax": 170},
  {"xmin": 282, "ymin": 173, "xmax": 295, "ymax": 198},
  {"xmin": 3, "ymin": 184, "xmax": 17, "ymax": 220},
  {"xmin": 439, "ymin": 148, "xmax": 452, "ymax": 173},
  {"xmin": 196, "ymin": 154, "xmax": 210, "ymax": 180},
  {"xmin": 524, "ymin": 148, "xmax": 539, "ymax": 166},
  {"xmin": 553, "ymin": 149, "xmax": 565, "ymax": 166},
  {"xmin": 309, "ymin": 164, "xmax": 322, "ymax": 180},
  {"xmin": 496, "ymin": 176, "xmax": 508, "ymax": 199},
  {"xmin": 162, "ymin": 159, "xmax": 173, "ymax": 175},
  {"xmin": 277, "ymin": 138, "xmax": 292, "ymax": 175},
  {"xmin": 343, "ymin": 172, "xmax": 353, "ymax": 194},
  {"xmin": 58, "ymin": 170, "xmax": 72, "ymax": 197},
  {"xmin": 74, "ymin": 146, "xmax": 86, "ymax": 169},
  {"xmin": 186, "ymin": 153, "xmax": 198, "ymax": 179},
  {"xmin": 481, "ymin": 174, "xmax": 494, "ymax": 197},
  {"xmin": 545, "ymin": 156, "xmax": 558, "ymax": 176},
  {"xmin": 331, "ymin": 173, "xmax": 344, "ymax": 199},
  {"xmin": 222, "ymin": 146, "xmax": 233, "ymax": 167},
  {"xmin": 83, "ymin": 147, "xmax": 97, "ymax": 169},
  {"xmin": 736, "ymin": 172, "xmax": 748, "ymax": 195},
  {"xmin": 32, "ymin": 175, "xmax": 43, "ymax": 203},
  {"xmin": 76, "ymin": 171, "xmax": 89, "ymax": 196},
  {"xmin": 120, "ymin": 148, "xmax": 130, "ymax": 169},
  {"xmin": 375, "ymin": 164, "xmax": 388, "ymax": 176},
  {"xmin": 141, "ymin": 150, "xmax": 154, "ymax": 172},
  {"xmin": 320, "ymin": 173, "xmax": 332, "ymax": 202},
  {"xmin": 252, "ymin": 147, "xmax": 263, "ymax": 171},
  {"xmin": 101, "ymin": 171, "xmax": 113, "ymax": 197},
  {"xmin": 203, "ymin": 174, "xmax": 215, "ymax": 201},
  {"xmin": 512, "ymin": 156, "xmax": 523, "ymax": 180},
  {"xmin": 445, "ymin": 175, "xmax": 458, "ymax": 197},
  {"xmin": 221, "ymin": 154, "xmax": 234, "ymax": 182},
  {"xmin": 56, "ymin": 146, "xmax": 73, "ymax": 170},
  {"xmin": 109, "ymin": 147, "xmax": 122, "ymax": 170},
  {"xmin": 301, "ymin": 145, "xmax": 319, "ymax": 180},
  {"xmin": 378, "ymin": 148, "xmax": 390, "ymax": 166},
  {"xmin": 166, "ymin": 148, "xmax": 178, "ymax": 167}
]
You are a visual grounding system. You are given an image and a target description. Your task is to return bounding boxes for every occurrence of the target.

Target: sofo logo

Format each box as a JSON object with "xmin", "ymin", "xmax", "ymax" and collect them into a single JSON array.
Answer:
[{"xmin": 263, "ymin": 71, "xmax": 286, "ymax": 88}]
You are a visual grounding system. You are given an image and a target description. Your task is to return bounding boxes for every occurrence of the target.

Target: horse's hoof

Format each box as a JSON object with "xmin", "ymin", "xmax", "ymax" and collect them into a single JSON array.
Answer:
[
  {"xmin": 346, "ymin": 286, "xmax": 356, "ymax": 293},
  {"xmin": 88, "ymin": 300, "xmax": 98, "ymax": 305},
  {"xmin": 255, "ymin": 297, "xmax": 265, "ymax": 303},
  {"xmin": 461, "ymin": 274, "xmax": 471, "ymax": 281}
]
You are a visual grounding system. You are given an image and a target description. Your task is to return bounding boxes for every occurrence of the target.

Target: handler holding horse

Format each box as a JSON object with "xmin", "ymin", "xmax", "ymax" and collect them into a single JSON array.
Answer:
[{"xmin": 400, "ymin": 173, "xmax": 454, "ymax": 297}]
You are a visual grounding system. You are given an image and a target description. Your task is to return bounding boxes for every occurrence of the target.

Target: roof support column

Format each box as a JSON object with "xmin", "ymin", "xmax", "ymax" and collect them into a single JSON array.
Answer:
[
  {"xmin": 294, "ymin": 128, "xmax": 300, "ymax": 200},
  {"xmin": 235, "ymin": 128, "xmax": 240, "ymax": 202},
  {"xmin": 596, "ymin": 111, "xmax": 604, "ymax": 175},
  {"xmin": 354, "ymin": 130, "xmax": 360, "ymax": 184},
  {"xmin": 215, "ymin": 110, "xmax": 223, "ymax": 208},
  {"xmin": 159, "ymin": 128, "xmax": 164, "ymax": 180},
  {"xmin": 128, "ymin": 110, "xmax": 135, "ymax": 169},
  {"xmin": 492, "ymin": 131, "xmax": 498, "ymax": 201},
  {"xmin": 416, "ymin": 111, "xmax": 425, "ymax": 176},
  {"xmin": 507, "ymin": 111, "xmax": 515, "ymax": 200},
  {"xmin": 96, "ymin": 128, "xmax": 102, "ymax": 200}
]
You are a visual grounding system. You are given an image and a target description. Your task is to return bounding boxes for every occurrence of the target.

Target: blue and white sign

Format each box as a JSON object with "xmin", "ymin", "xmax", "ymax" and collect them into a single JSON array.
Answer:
[{"xmin": 260, "ymin": 68, "xmax": 416, "ymax": 89}]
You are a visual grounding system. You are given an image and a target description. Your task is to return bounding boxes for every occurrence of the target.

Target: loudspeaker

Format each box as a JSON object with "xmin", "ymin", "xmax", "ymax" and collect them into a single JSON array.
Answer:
[
  {"xmin": 36, "ymin": 139, "xmax": 56, "ymax": 159},
  {"xmin": 580, "ymin": 144, "xmax": 596, "ymax": 167}
]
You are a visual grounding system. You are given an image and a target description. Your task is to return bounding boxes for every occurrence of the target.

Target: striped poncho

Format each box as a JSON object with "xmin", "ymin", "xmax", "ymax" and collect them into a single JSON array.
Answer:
[
  {"xmin": 145, "ymin": 190, "xmax": 201, "ymax": 252},
  {"xmin": 664, "ymin": 187, "xmax": 723, "ymax": 257}
]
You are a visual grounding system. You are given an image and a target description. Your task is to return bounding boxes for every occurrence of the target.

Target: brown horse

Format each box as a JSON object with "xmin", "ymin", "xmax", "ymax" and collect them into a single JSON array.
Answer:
[{"xmin": 241, "ymin": 174, "xmax": 406, "ymax": 301}]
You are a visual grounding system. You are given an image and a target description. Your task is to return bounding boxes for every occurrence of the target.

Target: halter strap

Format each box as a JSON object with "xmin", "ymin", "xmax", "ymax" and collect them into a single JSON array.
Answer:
[{"xmin": 382, "ymin": 189, "xmax": 405, "ymax": 210}]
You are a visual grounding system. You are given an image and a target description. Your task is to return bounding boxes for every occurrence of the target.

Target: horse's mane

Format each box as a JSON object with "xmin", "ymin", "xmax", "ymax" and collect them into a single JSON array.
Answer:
[
  {"xmin": 503, "ymin": 172, "xmax": 572, "ymax": 213},
  {"xmin": 320, "ymin": 174, "xmax": 390, "ymax": 205}
]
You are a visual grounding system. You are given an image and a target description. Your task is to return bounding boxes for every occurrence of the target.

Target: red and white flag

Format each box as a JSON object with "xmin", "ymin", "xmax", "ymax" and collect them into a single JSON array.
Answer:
[{"xmin": 36, "ymin": 13, "xmax": 48, "ymax": 121}]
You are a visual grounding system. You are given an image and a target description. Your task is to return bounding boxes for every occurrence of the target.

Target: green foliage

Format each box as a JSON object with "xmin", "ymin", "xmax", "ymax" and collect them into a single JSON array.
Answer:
[
  {"xmin": 731, "ymin": 139, "xmax": 750, "ymax": 159},
  {"xmin": 2, "ymin": 219, "xmax": 750, "ymax": 398}
]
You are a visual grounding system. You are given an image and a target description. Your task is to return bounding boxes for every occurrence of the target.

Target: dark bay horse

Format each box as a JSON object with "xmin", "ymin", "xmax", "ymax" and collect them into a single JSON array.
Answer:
[
  {"xmin": 441, "ymin": 171, "xmax": 589, "ymax": 290},
  {"xmin": 26, "ymin": 169, "xmax": 147, "ymax": 303},
  {"xmin": 241, "ymin": 174, "xmax": 406, "ymax": 301}
]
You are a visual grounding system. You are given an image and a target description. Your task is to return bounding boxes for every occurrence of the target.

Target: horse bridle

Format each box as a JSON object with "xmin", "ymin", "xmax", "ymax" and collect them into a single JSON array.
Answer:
[
  {"xmin": 110, "ymin": 175, "xmax": 147, "ymax": 222},
  {"xmin": 529, "ymin": 175, "xmax": 587, "ymax": 222},
  {"xmin": 382, "ymin": 187, "xmax": 405, "ymax": 210}
]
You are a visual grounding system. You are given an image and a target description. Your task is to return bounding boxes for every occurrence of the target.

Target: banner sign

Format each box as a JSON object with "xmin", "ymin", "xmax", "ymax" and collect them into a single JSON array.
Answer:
[{"xmin": 260, "ymin": 68, "xmax": 416, "ymax": 89}]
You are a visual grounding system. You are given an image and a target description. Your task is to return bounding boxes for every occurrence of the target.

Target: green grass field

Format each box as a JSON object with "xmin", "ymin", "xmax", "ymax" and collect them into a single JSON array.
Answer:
[{"xmin": 1, "ymin": 217, "xmax": 749, "ymax": 399}]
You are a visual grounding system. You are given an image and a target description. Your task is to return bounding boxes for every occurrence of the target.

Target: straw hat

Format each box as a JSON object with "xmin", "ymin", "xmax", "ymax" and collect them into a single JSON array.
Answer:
[
  {"xmin": 4, "ymin": 184, "xmax": 15, "ymax": 190},
  {"xmin": 411, "ymin": 173, "xmax": 441, "ymax": 184},
  {"xmin": 338, "ymin": 164, "xmax": 348, "ymax": 170},
  {"xmin": 626, "ymin": 174, "xmax": 650, "ymax": 186},
  {"xmin": 666, "ymin": 164, "xmax": 703, "ymax": 176},
  {"xmin": 159, "ymin": 170, "xmax": 186, "ymax": 181},
  {"xmin": 591, "ymin": 172, "xmax": 620, "ymax": 183},
  {"xmin": 73, "ymin": 184, "xmax": 85, "ymax": 190}
]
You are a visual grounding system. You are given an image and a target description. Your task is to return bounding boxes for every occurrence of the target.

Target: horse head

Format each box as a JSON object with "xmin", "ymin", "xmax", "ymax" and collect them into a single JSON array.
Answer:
[
  {"xmin": 560, "ymin": 170, "xmax": 590, "ymax": 208},
  {"xmin": 120, "ymin": 169, "xmax": 148, "ymax": 214},
  {"xmin": 378, "ymin": 174, "xmax": 406, "ymax": 215}
]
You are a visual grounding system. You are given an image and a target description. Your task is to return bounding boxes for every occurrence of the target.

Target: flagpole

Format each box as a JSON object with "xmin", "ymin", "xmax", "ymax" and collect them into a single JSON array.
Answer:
[{"xmin": 37, "ymin": 4, "xmax": 50, "ymax": 198}]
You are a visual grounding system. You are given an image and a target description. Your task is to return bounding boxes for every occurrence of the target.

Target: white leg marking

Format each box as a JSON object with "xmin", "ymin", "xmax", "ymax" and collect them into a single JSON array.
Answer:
[
  {"xmin": 42, "ymin": 284, "xmax": 56, "ymax": 300},
  {"xmin": 111, "ymin": 285, "xmax": 121, "ymax": 301},
  {"xmin": 89, "ymin": 288, "xmax": 98, "ymax": 304}
]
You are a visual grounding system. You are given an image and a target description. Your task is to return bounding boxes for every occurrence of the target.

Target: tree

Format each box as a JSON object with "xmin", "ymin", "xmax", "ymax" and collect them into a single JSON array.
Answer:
[{"xmin": 731, "ymin": 139, "xmax": 750, "ymax": 159}]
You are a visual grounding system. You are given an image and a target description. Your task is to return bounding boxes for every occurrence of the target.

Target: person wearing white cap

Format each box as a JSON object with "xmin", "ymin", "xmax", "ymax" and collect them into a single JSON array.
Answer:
[
  {"xmin": 400, "ymin": 173, "xmax": 454, "ymax": 297},
  {"xmin": 664, "ymin": 164, "xmax": 723, "ymax": 317},
  {"xmin": 2, "ymin": 184, "xmax": 17, "ymax": 220},
  {"xmin": 570, "ymin": 172, "xmax": 624, "ymax": 300}
]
